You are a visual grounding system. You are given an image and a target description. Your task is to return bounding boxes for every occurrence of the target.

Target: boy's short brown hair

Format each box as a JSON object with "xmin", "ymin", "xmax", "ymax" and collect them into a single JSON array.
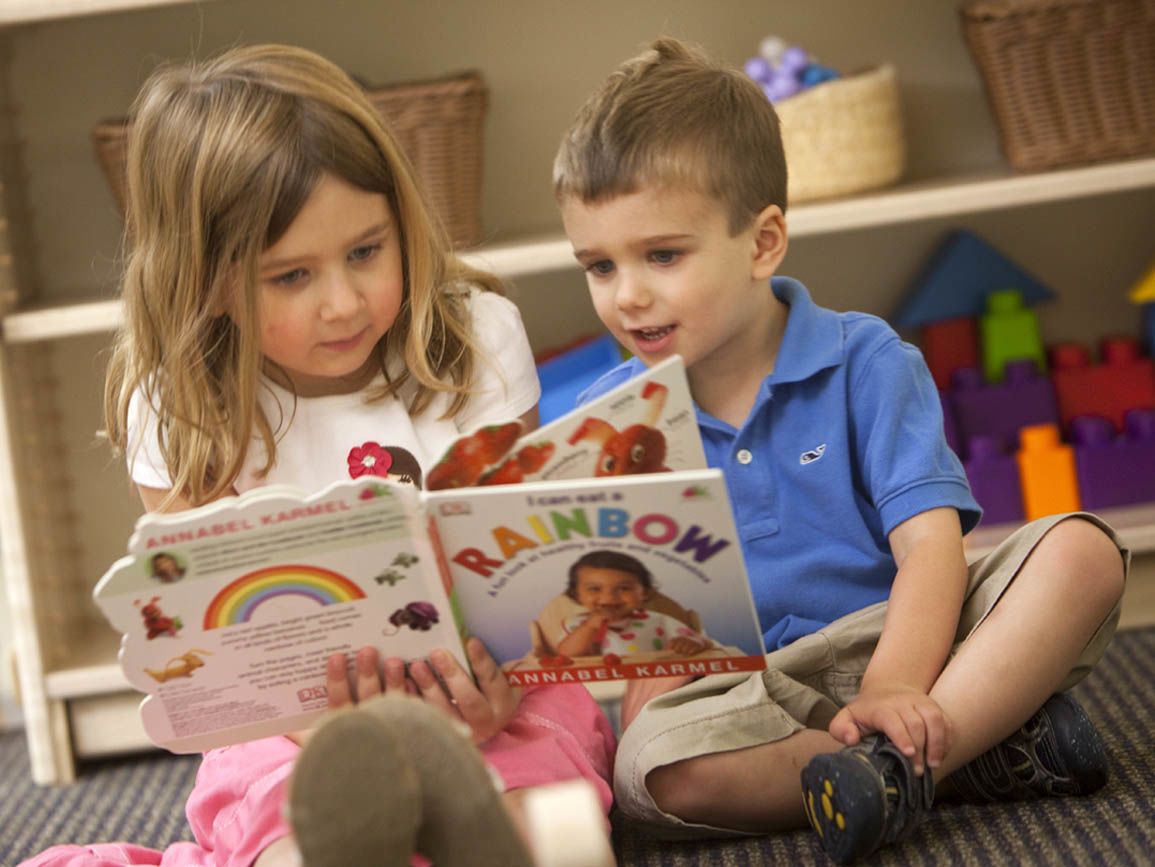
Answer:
[{"xmin": 553, "ymin": 36, "xmax": 788, "ymax": 233}]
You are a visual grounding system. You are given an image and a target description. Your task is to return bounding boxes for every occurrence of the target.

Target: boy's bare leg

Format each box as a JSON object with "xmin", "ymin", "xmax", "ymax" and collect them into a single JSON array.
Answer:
[
  {"xmin": 647, "ymin": 728, "xmax": 841, "ymax": 832},
  {"xmin": 646, "ymin": 518, "xmax": 1124, "ymax": 833},
  {"xmin": 927, "ymin": 518, "xmax": 1124, "ymax": 782}
]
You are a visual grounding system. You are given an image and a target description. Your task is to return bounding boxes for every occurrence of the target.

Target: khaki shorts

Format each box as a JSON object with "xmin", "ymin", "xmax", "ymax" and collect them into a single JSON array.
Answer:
[{"xmin": 613, "ymin": 512, "xmax": 1130, "ymax": 838}]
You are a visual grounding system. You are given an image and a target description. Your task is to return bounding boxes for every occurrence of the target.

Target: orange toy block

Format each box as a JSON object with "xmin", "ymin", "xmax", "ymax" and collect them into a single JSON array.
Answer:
[
  {"xmin": 1049, "ymin": 337, "xmax": 1155, "ymax": 433},
  {"xmin": 1016, "ymin": 424, "xmax": 1081, "ymax": 520}
]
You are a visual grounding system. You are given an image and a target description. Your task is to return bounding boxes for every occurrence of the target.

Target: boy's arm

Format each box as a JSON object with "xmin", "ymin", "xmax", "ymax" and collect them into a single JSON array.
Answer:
[{"xmin": 828, "ymin": 506, "xmax": 968, "ymax": 774}]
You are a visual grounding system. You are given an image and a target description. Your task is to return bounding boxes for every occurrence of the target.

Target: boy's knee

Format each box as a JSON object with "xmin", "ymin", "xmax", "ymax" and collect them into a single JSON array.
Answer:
[{"xmin": 1045, "ymin": 517, "xmax": 1126, "ymax": 607}]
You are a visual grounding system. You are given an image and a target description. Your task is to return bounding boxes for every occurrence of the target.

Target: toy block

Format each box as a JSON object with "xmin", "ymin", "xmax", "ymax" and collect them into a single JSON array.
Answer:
[
  {"xmin": 536, "ymin": 333, "xmax": 623, "ymax": 424},
  {"xmin": 1016, "ymin": 423, "xmax": 1080, "ymax": 520},
  {"xmin": 1072, "ymin": 410, "xmax": 1155, "ymax": 510},
  {"xmin": 1130, "ymin": 262, "xmax": 1155, "ymax": 356},
  {"xmin": 980, "ymin": 289, "xmax": 1046, "ymax": 383},
  {"xmin": 1049, "ymin": 337, "xmax": 1155, "ymax": 433},
  {"xmin": 894, "ymin": 229, "xmax": 1055, "ymax": 328},
  {"xmin": 964, "ymin": 434, "xmax": 1024, "ymax": 525},
  {"xmin": 948, "ymin": 360, "xmax": 1060, "ymax": 459},
  {"xmin": 923, "ymin": 317, "xmax": 979, "ymax": 390}
]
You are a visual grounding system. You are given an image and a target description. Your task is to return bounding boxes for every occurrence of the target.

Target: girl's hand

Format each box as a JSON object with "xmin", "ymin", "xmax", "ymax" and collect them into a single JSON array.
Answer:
[
  {"xmin": 325, "ymin": 647, "xmax": 415, "ymax": 709},
  {"xmin": 827, "ymin": 685, "xmax": 951, "ymax": 776},
  {"xmin": 406, "ymin": 637, "xmax": 522, "ymax": 745}
]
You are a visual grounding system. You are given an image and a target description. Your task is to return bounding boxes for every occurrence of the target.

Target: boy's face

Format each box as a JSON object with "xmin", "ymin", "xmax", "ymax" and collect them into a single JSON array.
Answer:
[
  {"xmin": 573, "ymin": 566, "xmax": 650, "ymax": 621},
  {"xmin": 561, "ymin": 187, "xmax": 784, "ymax": 375}
]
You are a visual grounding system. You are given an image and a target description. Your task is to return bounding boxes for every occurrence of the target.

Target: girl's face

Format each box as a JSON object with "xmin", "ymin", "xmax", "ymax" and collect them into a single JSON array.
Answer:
[
  {"xmin": 573, "ymin": 566, "xmax": 650, "ymax": 621},
  {"xmin": 250, "ymin": 172, "xmax": 405, "ymax": 396}
]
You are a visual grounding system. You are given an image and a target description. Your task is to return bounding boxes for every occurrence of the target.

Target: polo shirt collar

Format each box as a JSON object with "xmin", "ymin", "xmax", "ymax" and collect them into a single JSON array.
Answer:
[{"xmin": 764, "ymin": 276, "xmax": 844, "ymax": 385}]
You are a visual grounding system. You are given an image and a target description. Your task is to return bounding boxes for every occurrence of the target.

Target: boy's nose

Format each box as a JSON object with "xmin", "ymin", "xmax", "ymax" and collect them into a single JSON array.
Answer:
[{"xmin": 615, "ymin": 271, "xmax": 651, "ymax": 311}]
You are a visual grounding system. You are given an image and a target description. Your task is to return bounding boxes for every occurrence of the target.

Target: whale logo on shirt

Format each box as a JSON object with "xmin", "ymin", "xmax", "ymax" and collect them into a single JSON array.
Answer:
[{"xmin": 800, "ymin": 444, "xmax": 826, "ymax": 465}]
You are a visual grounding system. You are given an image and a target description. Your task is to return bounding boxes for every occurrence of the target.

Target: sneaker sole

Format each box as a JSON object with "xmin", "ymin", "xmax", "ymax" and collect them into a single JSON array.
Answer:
[{"xmin": 801, "ymin": 751, "xmax": 888, "ymax": 865}]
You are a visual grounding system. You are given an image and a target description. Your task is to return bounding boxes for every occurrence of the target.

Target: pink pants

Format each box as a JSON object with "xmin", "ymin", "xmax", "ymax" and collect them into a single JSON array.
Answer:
[{"xmin": 21, "ymin": 685, "xmax": 615, "ymax": 867}]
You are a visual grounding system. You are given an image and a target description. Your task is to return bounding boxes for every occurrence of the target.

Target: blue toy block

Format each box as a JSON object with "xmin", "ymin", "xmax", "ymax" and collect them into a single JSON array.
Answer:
[
  {"xmin": 964, "ymin": 434, "xmax": 1024, "ymax": 525},
  {"xmin": 893, "ymin": 230, "xmax": 1056, "ymax": 328},
  {"xmin": 948, "ymin": 360, "xmax": 1060, "ymax": 459},
  {"xmin": 1142, "ymin": 303, "xmax": 1155, "ymax": 358},
  {"xmin": 536, "ymin": 333, "xmax": 623, "ymax": 424}
]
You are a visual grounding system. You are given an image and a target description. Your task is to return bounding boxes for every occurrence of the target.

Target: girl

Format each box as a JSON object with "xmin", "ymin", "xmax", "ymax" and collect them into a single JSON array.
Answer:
[{"xmin": 24, "ymin": 44, "xmax": 615, "ymax": 867}]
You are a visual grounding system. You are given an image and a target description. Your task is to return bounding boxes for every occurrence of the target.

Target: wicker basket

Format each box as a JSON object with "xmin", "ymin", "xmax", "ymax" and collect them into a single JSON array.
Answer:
[
  {"xmin": 960, "ymin": 0, "xmax": 1155, "ymax": 171},
  {"xmin": 776, "ymin": 64, "xmax": 906, "ymax": 205},
  {"xmin": 91, "ymin": 70, "xmax": 487, "ymax": 248}
]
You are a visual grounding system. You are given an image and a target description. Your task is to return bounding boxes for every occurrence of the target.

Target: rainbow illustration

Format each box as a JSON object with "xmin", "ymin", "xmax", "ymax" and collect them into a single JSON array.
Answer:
[{"xmin": 203, "ymin": 565, "xmax": 365, "ymax": 629}]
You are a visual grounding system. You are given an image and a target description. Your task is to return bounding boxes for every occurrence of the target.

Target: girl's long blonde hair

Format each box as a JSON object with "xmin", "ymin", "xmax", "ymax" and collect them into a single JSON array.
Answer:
[{"xmin": 104, "ymin": 44, "xmax": 503, "ymax": 507}]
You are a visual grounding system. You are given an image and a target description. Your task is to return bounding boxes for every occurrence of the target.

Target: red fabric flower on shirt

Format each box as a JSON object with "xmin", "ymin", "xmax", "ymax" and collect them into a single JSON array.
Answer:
[{"xmin": 348, "ymin": 442, "xmax": 394, "ymax": 479}]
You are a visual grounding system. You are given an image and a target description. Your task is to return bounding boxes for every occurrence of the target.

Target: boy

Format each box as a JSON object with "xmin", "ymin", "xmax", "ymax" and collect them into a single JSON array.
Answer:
[{"xmin": 554, "ymin": 37, "xmax": 1128, "ymax": 864}]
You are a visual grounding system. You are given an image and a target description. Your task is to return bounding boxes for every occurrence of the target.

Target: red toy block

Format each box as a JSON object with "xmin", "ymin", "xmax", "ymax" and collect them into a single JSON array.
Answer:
[
  {"xmin": 1049, "ymin": 337, "xmax": 1155, "ymax": 433},
  {"xmin": 922, "ymin": 317, "xmax": 980, "ymax": 390}
]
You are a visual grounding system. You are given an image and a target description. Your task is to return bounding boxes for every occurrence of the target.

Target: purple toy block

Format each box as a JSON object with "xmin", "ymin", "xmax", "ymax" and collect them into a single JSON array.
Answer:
[
  {"xmin": 964, "ymin": 435, "xmax": 1024, "ymax": 525},
  {"xmin": 948, "ymin": 360, "xmax": 1060, "ymax": 460},
  {"xmin": 1072, "ymin": 409, "xmax": 1155, "ymax": 510}
]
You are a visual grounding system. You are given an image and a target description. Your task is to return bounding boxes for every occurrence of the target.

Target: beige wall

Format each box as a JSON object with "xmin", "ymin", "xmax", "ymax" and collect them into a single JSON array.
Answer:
[{"xmin": 1, "ymin": 0, "xmax": 1153, "ymax": 720}]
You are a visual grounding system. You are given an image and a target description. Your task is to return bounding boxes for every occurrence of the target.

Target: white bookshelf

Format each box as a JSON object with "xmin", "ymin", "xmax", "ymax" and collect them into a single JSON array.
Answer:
[
  {"xmin": 0, "ymin": 0, "xmax": 203, "ymax": 26},
  {"xmin": 6, "ymin": 155, "xmax": 1155, "ymax": 344}
]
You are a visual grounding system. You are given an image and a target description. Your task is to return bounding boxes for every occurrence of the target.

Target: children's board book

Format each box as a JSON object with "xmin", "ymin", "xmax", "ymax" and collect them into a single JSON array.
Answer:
[{"xmin": 95, "ymin": 356, "xmax": 767, "ymax": 752}]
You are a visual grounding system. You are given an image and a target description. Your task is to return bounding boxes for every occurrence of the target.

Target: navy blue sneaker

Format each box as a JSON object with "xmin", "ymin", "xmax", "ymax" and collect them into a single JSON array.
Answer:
[
  {"xmin": 801, "ymin": 734, "xmax": 934, "ymax": 864},
  {"xmin": 950, "ymin": 692, "xmax": 1108, "ymax": 802}
]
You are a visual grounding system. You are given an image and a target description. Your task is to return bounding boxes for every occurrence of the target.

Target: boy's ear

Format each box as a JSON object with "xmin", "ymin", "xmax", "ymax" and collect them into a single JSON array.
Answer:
[{"xmin": 751, "ymin": 204, "xmax": 788, "ymax": 280}]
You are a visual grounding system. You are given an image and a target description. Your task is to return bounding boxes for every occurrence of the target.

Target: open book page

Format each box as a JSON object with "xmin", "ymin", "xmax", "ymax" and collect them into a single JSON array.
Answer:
[
  {"xmin": 426, "ymin": 354, "xmax": 705, "ymax": 489},
  {"xmin": 428, "ymin": 469, "xmax": 767, "ymax": 685},
  {"xmin": 93, "ymin": 479, "xmax": 463, "ymax": 753}
]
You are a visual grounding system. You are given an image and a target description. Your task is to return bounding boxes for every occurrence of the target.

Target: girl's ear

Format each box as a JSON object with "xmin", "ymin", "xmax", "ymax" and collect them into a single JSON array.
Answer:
[{"xmin": 751, "ymin": 204, "xmax": 788, "ymax": 280}]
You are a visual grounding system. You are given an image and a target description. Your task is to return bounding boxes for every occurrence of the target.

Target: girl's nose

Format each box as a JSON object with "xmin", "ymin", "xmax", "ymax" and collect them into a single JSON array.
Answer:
[{"xmin": 320, "ymin": 273, "xmax": 363, "ymax": 319}]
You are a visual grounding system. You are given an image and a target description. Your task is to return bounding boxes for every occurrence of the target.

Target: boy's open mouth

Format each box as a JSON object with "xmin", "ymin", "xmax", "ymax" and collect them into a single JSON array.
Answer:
[{"xmin": 634, "ymin": 325, "xmax": 674, "ymax": 341}]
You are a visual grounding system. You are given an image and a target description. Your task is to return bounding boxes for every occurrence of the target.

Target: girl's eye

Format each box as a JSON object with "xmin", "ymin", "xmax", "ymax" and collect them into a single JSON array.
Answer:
[
  {"xmin": 586, "ymin": 260, "xmax": 615, "ymax": 277},
  {"xmin": 349, "ymin": 243, "xmax": 381, "ymax": 263},
  {"xmin": 650, "ymin": 249, "xmax": 680, "ymax": 265},
  {"xmin": 272, "ymin": 268, "xmax": 308, "ymax": 287}
]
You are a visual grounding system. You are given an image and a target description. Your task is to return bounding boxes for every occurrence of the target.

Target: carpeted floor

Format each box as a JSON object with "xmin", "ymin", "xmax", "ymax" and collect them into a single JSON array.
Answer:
[{"xmin": 3, "ymin": 627, "xmax": 1154, "ymax": 866}]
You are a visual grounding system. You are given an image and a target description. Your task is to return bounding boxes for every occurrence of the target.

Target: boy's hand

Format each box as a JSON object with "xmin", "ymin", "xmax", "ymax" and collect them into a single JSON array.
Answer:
[
  {"xmin": 405, "ymin": 637, "xmax": 523, "ymax": 745},
  {"xmin": 828, "ymin": 684, "xmax": 951, "ymax": 776}
]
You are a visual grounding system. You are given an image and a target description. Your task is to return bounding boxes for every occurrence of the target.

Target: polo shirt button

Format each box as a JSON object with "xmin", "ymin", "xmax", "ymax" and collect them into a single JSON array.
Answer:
[{"xmin": 736, "ymin": 449, "xmax": 753, "ymax": 464}]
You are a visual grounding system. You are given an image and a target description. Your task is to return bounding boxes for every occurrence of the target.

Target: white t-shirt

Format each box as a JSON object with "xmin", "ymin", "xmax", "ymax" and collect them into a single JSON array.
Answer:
[{"xmin": 127, "ymin": 288, "xmax": 540, "ymax": 494}]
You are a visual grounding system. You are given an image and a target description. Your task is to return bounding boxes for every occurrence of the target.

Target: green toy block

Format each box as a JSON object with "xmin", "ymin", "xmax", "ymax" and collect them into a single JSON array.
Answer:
[{"xmin": 981, "ymin": 289, "xmax": 1046, "ymax": 383}]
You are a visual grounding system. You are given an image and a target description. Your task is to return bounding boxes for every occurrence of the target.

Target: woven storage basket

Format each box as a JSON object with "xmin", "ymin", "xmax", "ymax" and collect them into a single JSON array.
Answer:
[
  {"xmin": 961, "ymin": 0, "xmax": 1155, "ymax": 171},
  {"xmin": 776, "ymin": 64, "xmax": 906, "ymax": 204},
  {"xmin": 91, "ymin": 70, "xmax": 487, "ymax": 248}
]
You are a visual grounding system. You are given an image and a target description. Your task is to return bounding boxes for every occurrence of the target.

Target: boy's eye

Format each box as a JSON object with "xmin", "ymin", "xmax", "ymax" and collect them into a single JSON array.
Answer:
[
  {"xmin": 650, "ymin": 249, "xmax": 680, "ymax": 265},
  {"xmin": 349, "ymin": 243, "xmax": 382, "ymax": 263},
  {"xmin": 585, "ymin": 260, "xmax": 615, "ymax": 277},
  {"xmin": 271, "ymin": 268, "xmax": 308, "ymax": 287}
]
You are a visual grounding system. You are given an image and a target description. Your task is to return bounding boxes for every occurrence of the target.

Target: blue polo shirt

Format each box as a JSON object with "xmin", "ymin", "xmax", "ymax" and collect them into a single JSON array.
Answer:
[{"xmin": 578, "ymin": 277, "xmax": 981, "ymax": 651}]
